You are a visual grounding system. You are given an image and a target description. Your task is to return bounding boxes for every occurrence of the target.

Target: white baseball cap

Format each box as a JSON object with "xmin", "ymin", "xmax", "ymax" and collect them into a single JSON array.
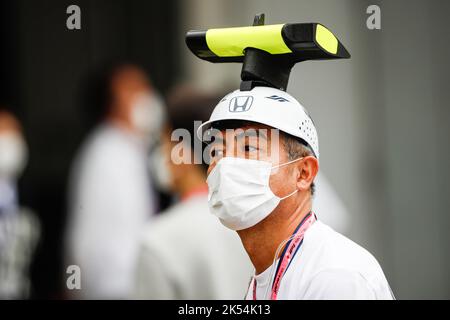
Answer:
[{"xmin": 196, "ymin": 86, "xmax": 319, "ymax": 159}]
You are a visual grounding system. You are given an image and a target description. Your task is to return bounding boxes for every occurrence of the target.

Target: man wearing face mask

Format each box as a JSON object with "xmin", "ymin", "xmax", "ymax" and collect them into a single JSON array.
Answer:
[
  {"xmin": 0, "ymin": 108, "xmax": 40, "ymax": 298},
  {"xmin": 65, "ymin": 63, "xmax": 164, "ymax": 299},
  {"xmin": 198, "ymin": 87, "xmax": 394, "ymax": 300}
]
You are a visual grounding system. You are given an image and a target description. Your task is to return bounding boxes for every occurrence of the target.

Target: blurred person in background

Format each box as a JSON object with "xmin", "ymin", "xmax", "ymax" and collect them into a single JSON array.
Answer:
[
  {"xmin": 65, "ymin": 63, "xmax": 165, "ymax": 299},
  {"xmin": 134, "ymin": 85, "xmax": 253, "ymax": 299},
  {"xmin": 0, "ymin": 108, "xmax": 40, "ymax": 299}
]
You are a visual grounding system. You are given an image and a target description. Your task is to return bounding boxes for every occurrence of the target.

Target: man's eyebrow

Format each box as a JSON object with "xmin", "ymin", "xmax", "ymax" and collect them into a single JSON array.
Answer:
[{"xmin": 234, "ymin": 129, "xmax": 268, "ymax": 140}]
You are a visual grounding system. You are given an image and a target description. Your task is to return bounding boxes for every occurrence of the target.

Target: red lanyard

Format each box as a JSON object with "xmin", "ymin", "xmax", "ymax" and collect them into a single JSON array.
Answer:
[{"xmin": 252, "ymin": 212, "xmax": 316, "ymax": 300}]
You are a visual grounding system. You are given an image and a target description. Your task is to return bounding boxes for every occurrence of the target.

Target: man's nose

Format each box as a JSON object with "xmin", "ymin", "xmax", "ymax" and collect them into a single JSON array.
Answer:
[{"xmin": 224, "ymin": 143, "xmax": 233, "ymax": 158}]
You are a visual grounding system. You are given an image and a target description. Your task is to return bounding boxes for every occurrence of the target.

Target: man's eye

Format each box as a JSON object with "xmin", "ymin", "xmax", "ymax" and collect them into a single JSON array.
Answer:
[
  {"xmin": 244, "ymin": 145, "xmax": 258, "ymax": 152},
  {"xmin": 210, "ymin": 148, "xmax": 224, "ymax": 158}
]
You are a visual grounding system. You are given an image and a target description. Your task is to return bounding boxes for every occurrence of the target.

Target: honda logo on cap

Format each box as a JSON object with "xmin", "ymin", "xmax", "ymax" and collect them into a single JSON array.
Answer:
[{"xmin": 229, "ymin": 96, "xmax": 253, "ymax": 112}]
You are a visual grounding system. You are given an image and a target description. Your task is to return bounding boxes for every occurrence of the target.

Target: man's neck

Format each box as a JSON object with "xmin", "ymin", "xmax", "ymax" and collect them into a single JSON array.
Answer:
[
  {"xmin": 178, "ymin": 166, "xmax": 208, "ymax": 200},
  {"xmin": 237, "ymin": 195, "xmax": 312, "ymax": 275},
  {"xmin": 106, "ymin": 116, "xmax": 135, "ymax": 135}
]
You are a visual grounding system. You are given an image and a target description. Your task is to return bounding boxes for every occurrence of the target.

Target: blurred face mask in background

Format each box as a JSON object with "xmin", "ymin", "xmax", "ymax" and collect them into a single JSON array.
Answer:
[
  {"xmin": 131, "ymin": 92, "xmax": 166, "ymax": 144},
  {"xmin": 0, "ymin": 133, "xmax": 28, "ymax": 179},
  {"xmin": 206, "ymin": 156, "xmax": 302, "ymax": 231},
  {"xmin": 148, "ymin": 144, "xmax": 172, "ymax": 193}
]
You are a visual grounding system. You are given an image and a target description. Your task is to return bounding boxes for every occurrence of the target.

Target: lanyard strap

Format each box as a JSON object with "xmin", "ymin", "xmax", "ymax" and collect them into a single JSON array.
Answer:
[{"xmin": 252, "ymin": 212, "xmax": 316, "ymax": 300}]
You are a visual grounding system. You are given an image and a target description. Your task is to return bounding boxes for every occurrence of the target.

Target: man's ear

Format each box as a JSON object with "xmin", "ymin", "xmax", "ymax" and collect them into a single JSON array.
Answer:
[{"xmin": 296, "ymin": 156, "xmax": 319, "ymax": 192}]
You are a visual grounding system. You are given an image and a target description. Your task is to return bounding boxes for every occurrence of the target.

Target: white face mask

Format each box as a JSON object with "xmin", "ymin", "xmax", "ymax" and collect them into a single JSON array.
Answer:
[
  {"xmin": 206, "ymin": 156, "xmax": 302, "ymax": 231},
  {"xmin": 131, "ymin": 92, "xmax": 166, "ymax": 144},
  {"xmin": 148, "ymin": 144, "xmax": 172, "ymax": 192},
  {"xmin": 0, "ymin": 133, "xmax": 28, "ymax": 179}
]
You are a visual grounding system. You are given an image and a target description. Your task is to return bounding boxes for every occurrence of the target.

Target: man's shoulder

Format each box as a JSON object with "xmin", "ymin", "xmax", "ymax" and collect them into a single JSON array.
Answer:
[
  {"xmin": 303, "ymin": 221, "xmax": 385, "ymax": 279},
  {"xmin": 139, "ymin": 196, "xmax": 212, "ymax": 247},
  {"xmin": 297, "ymin": 221, "xmax": 392, "ymax": 299},
  {"xmin": 80, "ymin": 126, "xmax": 135, "ymax": 159},
  {"xmin": 72, "ymin": 125, "xmax": 142, "ymax": 178}
]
